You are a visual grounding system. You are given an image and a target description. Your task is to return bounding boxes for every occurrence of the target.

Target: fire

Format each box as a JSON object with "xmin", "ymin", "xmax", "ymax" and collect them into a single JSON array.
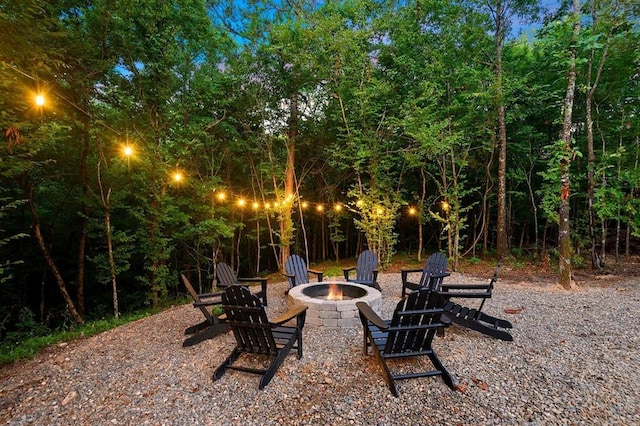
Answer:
[{"xmin": 326, "ymin": 283, "xmax": 343, "ymax": 300}]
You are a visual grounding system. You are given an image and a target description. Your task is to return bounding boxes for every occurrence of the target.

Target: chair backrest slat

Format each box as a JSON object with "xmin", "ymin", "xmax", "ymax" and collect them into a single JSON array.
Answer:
[
  {"xmin": 216, "ymin": 262, "xmax": 239, "ymax": 287},
  {"xmin": 420, "ymin": 252, "xmax": 448, "ymax": 290},
  {"xmin": 385, "ymin": 290, "xmax": 443, "ymax": 355},
  {"xmin": 356, "ymin": 250, "xmax": 378, "ymax": 282},
  {"xmin": 222, "ymin": 286, "xmax": 277, "ymax": 355},
  {"xmin": 181, "ymin": 273, "xmax": 214, "ymax": 324},
  {"xmin": 285, "ymin": 254, "xmax": 309, "ymax": 285}
]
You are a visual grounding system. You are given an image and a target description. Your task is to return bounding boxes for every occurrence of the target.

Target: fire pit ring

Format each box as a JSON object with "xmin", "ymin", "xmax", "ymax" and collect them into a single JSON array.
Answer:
[{"xmin": 288, "ymin": 282, "xmax": 382, "ymax": 328}]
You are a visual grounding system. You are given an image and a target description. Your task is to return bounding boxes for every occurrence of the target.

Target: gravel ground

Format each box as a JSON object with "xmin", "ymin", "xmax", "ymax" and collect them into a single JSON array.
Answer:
[{"xmin": 1, "ymin": 270, "xmax": 639, "ymax": 425}]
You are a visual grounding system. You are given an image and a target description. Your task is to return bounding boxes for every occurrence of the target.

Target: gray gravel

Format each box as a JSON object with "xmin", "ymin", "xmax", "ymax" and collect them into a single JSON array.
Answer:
[{"xmin": 1, "ymin": 270, "xmax": 639, "ymax": 425}]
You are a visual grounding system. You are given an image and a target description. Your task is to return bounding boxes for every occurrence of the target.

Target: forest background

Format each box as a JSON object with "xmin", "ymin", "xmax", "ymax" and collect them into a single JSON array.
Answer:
[{"xmin": 0, "ymin": 0, "xmax": 638, "ymax": 343}]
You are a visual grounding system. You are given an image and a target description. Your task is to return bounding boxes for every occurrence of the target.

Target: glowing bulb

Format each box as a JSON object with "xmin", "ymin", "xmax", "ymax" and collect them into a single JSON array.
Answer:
[
  {"xmin": 442, "ymin": 201, "xmax": 450, "ymax": 212},
  {"xmin": 265, "ymin": 202, "xmax": 271, "ymax": 209},
  {"xmin": 35, "ymin": 94, "xmax": 45, "ymax": 106},
  {"xmin": 408, "ymin": 207, "xmax": 417, "ymax": 216},
  {"xmin": 356, "ymin": 200, "xmax": 364, "ymax": 207},
  {"xmin": 301, "ymin": 201, "xmax": 309, "ymax": 209},
  {"xmin": 252, "ymin": 202, "xmax": 259, "ymax": 210},
  {"xmin": 173, "ymin": 171, "xmax": 183, "ymax": 183},
  {"xmin": 237, "ymin": 198, "xmax": 246, "ymax": 207},
  {"xmin": 316, "ymin": 204, "xmax": 324, "ymax": 212},
  {"xmin": 334, "ymin": 204, "xmax": 342, "ymax": 211},
  {"xmin": 217, "ymin": 192, "xmax": 226, "ymax": 201},
  {"xmin": 123, "ymin": 146, "xmax": 133, "ymax": 157}
]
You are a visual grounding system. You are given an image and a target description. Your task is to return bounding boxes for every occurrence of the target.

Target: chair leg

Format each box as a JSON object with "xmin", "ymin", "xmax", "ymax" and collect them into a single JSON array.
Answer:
[
  {"xmin": 213, "ymin": 348, "xmax": 242, "ymax": 382},
  {"xmin": 259, "ymin": 337, "xmax": 298, "ymax": 390},
  {"xmin": 446, "ymin": 314, "xmax": 513, "ymax": 341},
  {"xmin": 428, "ymin": 351, "xmax": 457, "ymax": 390},
  {"xmin": 183, "ymin": 322, "xmax": 230, "ymax": 347},
  {"xmin": 375, "ymin": 351, "xmax": 400, "ymax": 397},
  {"xmin": 184, "ymin": 319, "xmax": 212, "ymax": 335}
]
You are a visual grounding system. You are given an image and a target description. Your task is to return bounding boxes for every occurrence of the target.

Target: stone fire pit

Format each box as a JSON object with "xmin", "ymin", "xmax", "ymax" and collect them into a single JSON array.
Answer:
[{"xmin": 287, "ymin": 282, "xmax": 382, "ymax": 328}]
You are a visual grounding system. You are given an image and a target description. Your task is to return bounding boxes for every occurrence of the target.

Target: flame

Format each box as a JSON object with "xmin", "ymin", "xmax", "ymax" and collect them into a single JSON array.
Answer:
[{"xmin": 326, "ymin": 283, "xmax": 343, "ymax": 300}]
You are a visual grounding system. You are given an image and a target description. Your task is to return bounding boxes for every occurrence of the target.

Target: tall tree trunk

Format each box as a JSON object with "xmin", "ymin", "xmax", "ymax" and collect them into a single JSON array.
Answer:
[
  {"xmin": 559, "ymin": 0, "xmax": 582, "ymax": 289},
  {"xmin": 26, "ymin": 184, "xmax": 84, "ymax": 325},
  {"xmin": 98, "ymin": 162, "xmax": 119, "ymax": 319},
  {"xmin": 494, "ymin": 0, "xmax": 509, "ymax": 259},
  {"xmin": 418, "ymin": 168, "xmax": 427, "ymax": 262},
  {"xmin": 76, "ymin": 122, "xmax": 90, "ymax": 317},
  {"xmin": 586, "ymin": 0, "xmax": 614, "ymax": 269},
  {"xmin": 281, "ymin": 94, "xmax": 297, "ymax": 272}
]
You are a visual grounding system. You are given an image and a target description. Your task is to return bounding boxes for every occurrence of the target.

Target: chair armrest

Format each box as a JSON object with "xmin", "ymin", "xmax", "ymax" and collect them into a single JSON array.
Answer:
[
  {"xmin": 272, "ymin": 304, "xmax": 308, "ymax": 325},
  {"xmin": 441, "ymin": 283, "xmax": 489, "ymax": 290},
  {"xmin": 199, "ymin": 291, "xmax": 225, "ymax": 299},
  {"xmin": 440, "ymin": 291, "xmax": 492, "ymax": 299},
  {"xmin": 308, "ymin": 269, "xmax": 323, "ymax": 282},
  {"xmin": 342, "ymin": 267, "xmax": 356, "ymax": 280},
  {"xmin": 193, "ymin": 299, "xmax": 222, "ymax": 307},
  {"xmin": 356, "ymin": 302, "xmax": 388, "ymax": 330}
]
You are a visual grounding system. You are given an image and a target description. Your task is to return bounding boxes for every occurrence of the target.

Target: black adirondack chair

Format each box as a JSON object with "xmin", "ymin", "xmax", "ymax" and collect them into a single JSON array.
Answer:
[
  {"xmin": 356, "ymin": 289, "xmax": 456, "ymax": 397},
  {"xmin": 439, "ymin": 261, "xmax": 513, "ymax": 341},
  {"xmin": 343, "ymin": 250, "xmax": 381, "ymax": 290},
  {"xmin": 401, "ymin": 252, "xmax": 450, "ymax": 298},
  {"xmin": 215, "ymin": 261, "xmax": 268, "ymax": 305},
  {"xmin": 180, "ymin": 274, "xmax": 229, "ymax": 347},
  {"xmin": 284, "ymin": 254, "xmax": 323, "ymax": 289},
  {"xmin": 213, "ymin": 286, "xmax": 308, "ymax": 390}
]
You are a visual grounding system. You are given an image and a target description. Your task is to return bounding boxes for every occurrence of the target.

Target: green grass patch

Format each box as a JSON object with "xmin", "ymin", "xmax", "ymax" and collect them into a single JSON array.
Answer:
[{"xmin": 0, "ymin": 309, "xmax": 158, "ymax": 369}]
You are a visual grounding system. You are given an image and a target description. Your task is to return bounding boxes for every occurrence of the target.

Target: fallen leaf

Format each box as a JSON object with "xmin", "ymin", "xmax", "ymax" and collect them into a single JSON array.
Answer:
[
  {"xmin": 504, "ymin": 307, "xmax": 524, "ymax": 314},
  {"xmin": 455, "ymin": 383, "xmax": 468, "ymax": 393},
  {"xmin": 471, "ymin": 377, "xmax": 489, "ymax": 390}
]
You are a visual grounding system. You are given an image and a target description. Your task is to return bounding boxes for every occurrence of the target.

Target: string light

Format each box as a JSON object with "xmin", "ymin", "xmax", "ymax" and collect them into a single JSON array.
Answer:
[
  {"xmin": 35, "ymin": 94, "xmax": 45, "ymax": 106},
  {"xmin": 113, "ymin": 144, "xmax": 424, "ymax": 216},
  {"xmin": 441, "ymin": 201, "xmax": 450, "ymax": 212}
]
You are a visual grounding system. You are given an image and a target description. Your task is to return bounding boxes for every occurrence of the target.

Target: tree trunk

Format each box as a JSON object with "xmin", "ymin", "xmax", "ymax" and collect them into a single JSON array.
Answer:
[
  {"xmin": 76, "ymin": 123, "xmax": 90, "ymax": 316},
  {"xmin": 281, "ymin": 93, "xmax": 297, "ymax": 271},
  {"xmin": 558, "ymin": 0, "xmax": 582, "ymax": 290},
  {"xmin": 98, "ymin": 162, "xmax": 119, "ymax": 319},
  {"xmin": 418, "ymin": 168, "xmax": 427, "ymax": 262},
  {"xmin": 27, "ymin": 185, "xmax": 84, "ymax": 324},
  {"xmin": 496, "ymin": 49, "xmax": 508, "ymax": 259}
]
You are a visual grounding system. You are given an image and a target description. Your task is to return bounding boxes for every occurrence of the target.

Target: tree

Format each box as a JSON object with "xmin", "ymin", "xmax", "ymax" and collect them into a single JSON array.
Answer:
[{"xmin": 558, "ymin": 0, "xmax": 582, "ymax": 289}]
